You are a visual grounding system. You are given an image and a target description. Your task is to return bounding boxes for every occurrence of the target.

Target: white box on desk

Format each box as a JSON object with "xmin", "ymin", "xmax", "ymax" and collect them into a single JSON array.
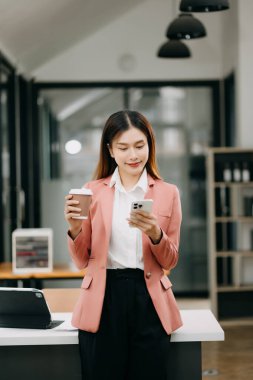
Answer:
[{"xmin": 12, "ymin": 228, "xmax": 53, "ymax": 274}]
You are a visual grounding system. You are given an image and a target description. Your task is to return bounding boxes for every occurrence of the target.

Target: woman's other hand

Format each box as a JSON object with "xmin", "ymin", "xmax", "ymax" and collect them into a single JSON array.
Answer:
[
  {"xmin": 127, "ymin": 210, "xmax": 162, "ymax": 244},
  {"xmin": 64, "ymin": 194, "xmax": 82, "ymax": 239}
]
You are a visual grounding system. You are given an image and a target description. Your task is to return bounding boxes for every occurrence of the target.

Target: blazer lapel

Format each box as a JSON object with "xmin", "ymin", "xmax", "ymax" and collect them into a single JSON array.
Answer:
[
  {"xmin": 145, "ymin": 175, "xmax": 158, "ymax": 214},
  {"xmin": 100, "ymin": 177, "xmax": 115, "ymax": 248},
  {"xmin": 142, "ymin": 175, "xmax": 158, "ymax": 256}
]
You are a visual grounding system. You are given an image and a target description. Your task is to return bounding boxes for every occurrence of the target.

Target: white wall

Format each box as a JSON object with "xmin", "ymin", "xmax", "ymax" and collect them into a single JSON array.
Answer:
[
  {"xmin": 236, "ymin": 0, "xmax": 253, "ymax": 147},
  {"xmin": 219, "ymin": 0, "xmax": 253, "ymax": 148},
  {"xmin": 33, "ymin": 0, "xmax": 224, "ymax": 81},
  {"xmin": 221, "ymin": 0, "xmax": 238, "ymax": 77}
]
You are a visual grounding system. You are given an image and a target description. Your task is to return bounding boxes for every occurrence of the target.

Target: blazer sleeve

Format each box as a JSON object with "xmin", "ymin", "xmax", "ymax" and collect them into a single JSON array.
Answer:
[
  {"xmin": 149, "ymin": 185, "xmax": 182, "ymax": 270},
  {"xmin": 67, "ymin": 221, "xmax": 91, "ymax": 270}
]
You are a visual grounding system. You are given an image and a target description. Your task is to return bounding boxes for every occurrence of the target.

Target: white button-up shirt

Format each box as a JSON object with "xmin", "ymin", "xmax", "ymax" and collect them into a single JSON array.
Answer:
[{"xmin": 107, "ymin": 167, "xmax": 148, "ymax": 269}]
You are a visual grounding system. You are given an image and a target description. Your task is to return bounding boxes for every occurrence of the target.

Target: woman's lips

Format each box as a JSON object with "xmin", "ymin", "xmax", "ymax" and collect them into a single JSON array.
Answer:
[{"xmin": 127, "ymin": 162, "xmax": 141, "ymax": 168}]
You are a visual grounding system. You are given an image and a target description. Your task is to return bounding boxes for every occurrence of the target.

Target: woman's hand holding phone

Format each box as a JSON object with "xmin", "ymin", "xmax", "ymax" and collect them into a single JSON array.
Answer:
[
  {"xmin": 127, "ymin": 200, "xmax": 162, "ymax": 244},
  {"xmin": 64, "ymin": 194, "xmax": 83, "ymax": 239}
]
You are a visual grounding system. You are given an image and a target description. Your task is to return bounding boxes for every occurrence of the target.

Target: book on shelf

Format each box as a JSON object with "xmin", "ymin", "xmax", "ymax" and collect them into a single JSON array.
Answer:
[
  {"xmin": 216, "ymin": 256, "xmax": 233, "ymax": 286},
  {"xmin": 215, "ymin": 187, "xmax": 231, "ymax": 216},
  {"xmin": 216, "ymin": 222, "xmax": 237, "ymax": 251}
]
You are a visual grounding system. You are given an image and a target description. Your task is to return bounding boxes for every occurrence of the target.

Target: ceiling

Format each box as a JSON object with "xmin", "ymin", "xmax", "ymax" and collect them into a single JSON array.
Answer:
[
  {"xmin": 0, "ymin": 0, "xmax": 145, "ymax": 71},
  {"xmin": 0, "ymin": 0, "xmax": 228, "ymax": 143}
]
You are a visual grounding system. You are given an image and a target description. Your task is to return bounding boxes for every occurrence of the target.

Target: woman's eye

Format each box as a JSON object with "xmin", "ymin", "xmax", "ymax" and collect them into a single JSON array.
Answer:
[
  {"xmin": 119, "ymin": 148, "xmax": 127, "ymax": 151},
  {"xmin": 136, "ymin": 145, "xmax": 144, "ymax": 149}
]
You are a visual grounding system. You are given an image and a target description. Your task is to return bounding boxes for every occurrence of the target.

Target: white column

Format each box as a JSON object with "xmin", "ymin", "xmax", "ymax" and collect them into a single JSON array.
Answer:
[{"xmin": 236, "ymin": 0, "xmax": 253, "ymax": 147}]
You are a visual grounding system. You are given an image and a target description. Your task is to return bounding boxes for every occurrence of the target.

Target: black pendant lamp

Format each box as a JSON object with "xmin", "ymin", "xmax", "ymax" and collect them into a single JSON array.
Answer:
[
  {"xmin": 157, "ymin": 40, "xmax": 191, "ymax": 58},
  {"xmin": 166, "ymin": 13, "xmax": 206, "ymax": 40},
  {"xmin": 180, "ymin": 0, "xmax": 229, "ymax": 12}
]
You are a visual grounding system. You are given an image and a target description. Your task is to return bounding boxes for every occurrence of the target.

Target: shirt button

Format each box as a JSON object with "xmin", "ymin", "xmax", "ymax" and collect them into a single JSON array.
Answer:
[{"xmin": 146, "ymin": 272, "xmax": 152, "ymax": 279}]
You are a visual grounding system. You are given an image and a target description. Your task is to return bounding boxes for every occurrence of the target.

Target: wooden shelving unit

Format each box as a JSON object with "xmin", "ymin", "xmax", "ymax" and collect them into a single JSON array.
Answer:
[{"xmin": 207, "ymin": 147, "xmax": 253, "ymax": 319}]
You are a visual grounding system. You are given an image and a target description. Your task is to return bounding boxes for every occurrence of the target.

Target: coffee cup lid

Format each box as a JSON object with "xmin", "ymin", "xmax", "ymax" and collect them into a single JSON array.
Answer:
[{"xmin": 69, "ymin": 188, "xmax": 93, "ymax": 195}]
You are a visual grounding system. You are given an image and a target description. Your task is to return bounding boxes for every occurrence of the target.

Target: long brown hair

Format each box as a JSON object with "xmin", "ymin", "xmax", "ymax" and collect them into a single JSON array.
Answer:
[{"xmin": 93, "ymin": 110, "xmax": 161, "ymax": 180}]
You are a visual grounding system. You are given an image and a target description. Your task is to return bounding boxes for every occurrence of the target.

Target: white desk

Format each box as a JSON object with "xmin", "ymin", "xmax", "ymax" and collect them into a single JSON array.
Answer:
[{"xmin": 0, "ymin": 310, "xmax": 224, "ymax": 380}]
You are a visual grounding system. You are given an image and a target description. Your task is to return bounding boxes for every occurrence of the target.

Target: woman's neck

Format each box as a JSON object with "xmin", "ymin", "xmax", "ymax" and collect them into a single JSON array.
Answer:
[{"xmin": 119, "ymin": 172, "xmax": 141, "ymax": 191}]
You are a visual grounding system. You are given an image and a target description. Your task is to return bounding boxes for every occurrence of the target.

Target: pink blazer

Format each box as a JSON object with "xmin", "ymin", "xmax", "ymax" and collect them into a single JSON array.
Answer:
[{"xmin": 67, "ymin": 174, "xmax": 183, "ymax": 335}]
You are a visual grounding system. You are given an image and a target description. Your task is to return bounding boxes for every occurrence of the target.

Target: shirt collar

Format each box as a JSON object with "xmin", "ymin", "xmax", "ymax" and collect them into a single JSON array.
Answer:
[{"xmin": 109, "ymin": 167, "xmax": 148, "ymax": 193}]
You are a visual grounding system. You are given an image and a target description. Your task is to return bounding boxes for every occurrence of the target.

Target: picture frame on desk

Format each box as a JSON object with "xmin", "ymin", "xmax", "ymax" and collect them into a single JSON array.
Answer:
[{"xmin": 12, "ymin": 229, "xmax": 53, "ymax": 274}]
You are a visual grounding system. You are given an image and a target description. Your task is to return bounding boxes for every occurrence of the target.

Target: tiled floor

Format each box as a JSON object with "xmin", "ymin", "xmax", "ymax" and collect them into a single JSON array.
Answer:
[
  {"xmin": 202, "ymin": 324, "xmax": 253, "ymax": 379},
  {"xmin": 176, "ymin": 298, "xmax": 253, "ymax": 379}
]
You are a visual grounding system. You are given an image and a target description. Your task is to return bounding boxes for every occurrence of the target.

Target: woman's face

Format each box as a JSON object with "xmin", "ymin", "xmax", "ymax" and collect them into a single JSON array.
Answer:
[{"xmin": 109, "ymin": 127, "xmax": 149, "ymax": 180}]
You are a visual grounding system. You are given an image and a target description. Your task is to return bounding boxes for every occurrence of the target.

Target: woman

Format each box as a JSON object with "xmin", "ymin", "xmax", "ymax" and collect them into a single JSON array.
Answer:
[{"xmin": 64, "ymin": 110, "xmax": 182, "ymax": 380}]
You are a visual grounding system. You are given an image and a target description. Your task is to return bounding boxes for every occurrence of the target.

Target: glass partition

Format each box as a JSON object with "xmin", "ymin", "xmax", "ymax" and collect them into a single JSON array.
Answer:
[
  {"xmin": 38, "ymin": 88, "xmax": 125, "ymax": 265},
  {"xmin": 37, "ymin": 84, "xmax": 214, "ymax": 293},
  {"xmin": 129, "ymin": 87, "xmax": 212, "ymax": 291}
]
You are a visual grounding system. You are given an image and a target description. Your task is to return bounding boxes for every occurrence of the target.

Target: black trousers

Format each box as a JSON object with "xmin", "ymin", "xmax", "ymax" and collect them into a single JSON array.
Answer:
[{"xmin": 79, "ymin": 268, "xmax": 172, "ymax": 380}]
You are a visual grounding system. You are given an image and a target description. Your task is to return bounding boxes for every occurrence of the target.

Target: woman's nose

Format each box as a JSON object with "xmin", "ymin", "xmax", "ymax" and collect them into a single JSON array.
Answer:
[{"xmin": 129, "ymin": 147, "xmax": 138, "ymax": 160}]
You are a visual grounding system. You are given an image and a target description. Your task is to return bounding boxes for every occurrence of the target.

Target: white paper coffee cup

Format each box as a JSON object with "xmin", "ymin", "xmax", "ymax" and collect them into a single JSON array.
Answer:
[{"xmin": 69, "ymin": 188, "xmax": 93, "ymax": 219}]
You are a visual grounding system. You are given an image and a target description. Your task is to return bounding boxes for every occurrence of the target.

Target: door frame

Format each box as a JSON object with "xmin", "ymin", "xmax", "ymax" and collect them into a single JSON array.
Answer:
[{"xmin": 0, "ymin": 53, "xmax": 17, "ymax": 262}]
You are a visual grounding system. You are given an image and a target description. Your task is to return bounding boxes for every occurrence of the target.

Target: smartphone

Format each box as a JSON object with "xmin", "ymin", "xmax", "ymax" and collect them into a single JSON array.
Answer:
[{"xmin": 131, "ymin": 199, "xmax": 153, "ymax": 213}]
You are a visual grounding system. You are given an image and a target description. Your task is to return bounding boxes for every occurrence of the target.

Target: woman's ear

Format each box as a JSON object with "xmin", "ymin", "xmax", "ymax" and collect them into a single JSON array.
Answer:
[{"xmin": 107, "ymin": 143, "xmax": 114, "ymax": 158}]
